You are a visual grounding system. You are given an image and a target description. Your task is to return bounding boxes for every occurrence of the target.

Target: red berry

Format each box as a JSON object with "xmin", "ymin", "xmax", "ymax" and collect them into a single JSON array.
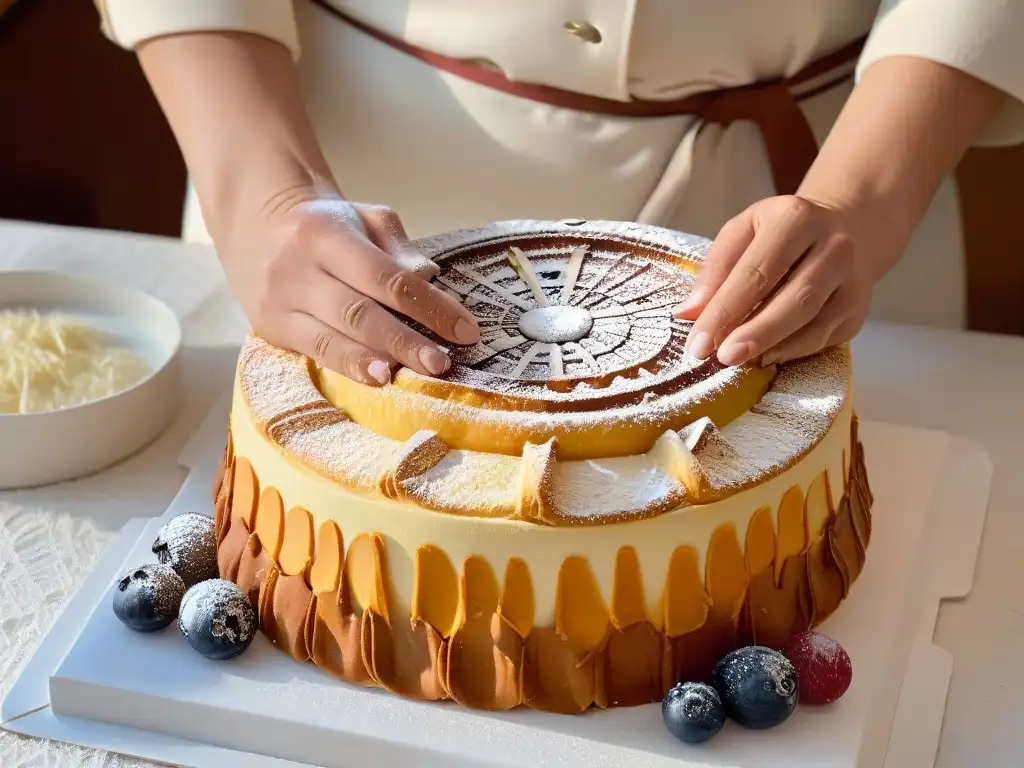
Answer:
[{"xmin": 781, "ymin": 631, "xmax": 852, "ymax": 705}]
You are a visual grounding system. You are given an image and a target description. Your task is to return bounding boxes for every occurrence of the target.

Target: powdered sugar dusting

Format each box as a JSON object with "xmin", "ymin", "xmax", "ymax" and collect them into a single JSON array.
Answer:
[
  {"xmin": 715, "ymin": 647, "xmax": 799, "ymax": 710},
  {"xmin": 152, "ymin": 512, "xmax": 218, "ymax": 589},
  {"xmin": 178, "ymin": 578, "xmax": 256, "ymax": 644},
  {"xmin": 409, "ymin": 237, "xmax": 696, "ymax": 395},
  {"xmin": 549, "ymin": 455, "xmax": 684, "ymax": 522},
  {"xmin": 400, "ymin": 451, "xmax": 521, "ymax": 517},
  {"xmin": 414, "ymin": 219, "xmax": 711, "ymax": 268},
  {"xmin": 690, "ymin": 347, "xmax": 848, "ymax": 495},
  {"xmin": 782, "ymin": 630, "xmax": 853, "ymax": 704},
  {"xmin": 238, "ymin": 336, "xmax": 331, "ymax": 430},
  {"xmin": 279, "ymin": 418, "xmax": 401, "ymax": 490},
  {"xmin": 760, "ymin": 648, "xmax": 799, "ymax": 697},
  {"xmin": 235, "ymin": 221, "xmax": 851, "ymax": 525},
  {"xmin": 804, "ymin": 631, "xmax": 847, "ymax": 666},
  {"xmin": 383, "ymin": 361, "xmax": 754, "ymax": 435},
  {"xmin": 518, "ymin": 305, "xmax": 594, "ymax": 344}
]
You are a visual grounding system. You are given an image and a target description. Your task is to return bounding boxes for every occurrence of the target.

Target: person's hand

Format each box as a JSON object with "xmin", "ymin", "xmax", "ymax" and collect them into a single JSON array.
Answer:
[
  {"xmin": 218, "ymin": 194, "xmax": 480, "ymax": 386},
  {"xmin": 673, "ymin": 196, "xmax": 876, "ymax": 368}
]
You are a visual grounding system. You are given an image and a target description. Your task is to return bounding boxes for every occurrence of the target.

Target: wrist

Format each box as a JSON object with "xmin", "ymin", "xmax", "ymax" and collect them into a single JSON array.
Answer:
[
  {"xmin": 796, "ymin": 180, "xmax": 906, "ymax": 283},
  {"xmin": 797, "ymin": 57, "xmax": 1002, "ymax": 281},
  {"xmin": 199, "ymin": 137, "xmax": 334, "ymax": 243}
]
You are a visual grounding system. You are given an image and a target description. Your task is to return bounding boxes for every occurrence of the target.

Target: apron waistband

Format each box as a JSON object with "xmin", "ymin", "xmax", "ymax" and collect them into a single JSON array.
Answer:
[{"xmin": 311, "ymin": 1, "xmax": 865, "ymax": 195}]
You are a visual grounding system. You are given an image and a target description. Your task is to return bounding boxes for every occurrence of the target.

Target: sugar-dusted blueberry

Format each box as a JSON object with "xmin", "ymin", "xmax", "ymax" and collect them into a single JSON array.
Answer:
[
  {"xmin": 178, "ymin": 579, "xmax": 257, "ymax": 660},
  {"xmin": 662, "ymin": 681, "xmax": 727, "ymax": 744},
  {"xmin": 152, "ymin": 511, "xmax": 218, "ymax": 589},
  {"xmin": 112, "ymin": 563, "xmax": 185, "ymax": 632},
  {"xmin": 782, "ymin": 631, "xmax": 853, "ymax": 705},
  {"xmin": 713, "ymin": 646, "xmax": 799, "ymax": 729}
]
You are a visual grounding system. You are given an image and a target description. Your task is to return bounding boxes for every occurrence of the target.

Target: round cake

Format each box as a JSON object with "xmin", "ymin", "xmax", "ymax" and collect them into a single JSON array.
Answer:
[{"xmin": 212, "ymin": 219, "xmax": 872, "ymax": 713}]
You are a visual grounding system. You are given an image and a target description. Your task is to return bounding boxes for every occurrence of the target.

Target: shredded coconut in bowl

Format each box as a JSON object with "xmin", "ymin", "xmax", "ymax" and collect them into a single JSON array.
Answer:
[{"xmin": 0, "ymin": 309, "xmax": 149, "ymax": 414}]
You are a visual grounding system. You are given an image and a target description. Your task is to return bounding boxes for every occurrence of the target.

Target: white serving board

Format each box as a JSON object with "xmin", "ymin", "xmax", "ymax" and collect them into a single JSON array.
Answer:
[{"xmin": 1, "ymin": 397, "xmax": 993, "ymax": 768}]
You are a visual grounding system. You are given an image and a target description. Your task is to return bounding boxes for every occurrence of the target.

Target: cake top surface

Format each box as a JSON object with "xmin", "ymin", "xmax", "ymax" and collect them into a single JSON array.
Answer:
[
  {"xmin": 425, "ymin": 231, "xmax": 694, "ymax": 398},
  {"xmin": 411, "ymin": 219, "xmax": 720, "ymax": 406},
  {"xmin": 237, "ymin": 220, "xmax": 851, "ymax": 526}
]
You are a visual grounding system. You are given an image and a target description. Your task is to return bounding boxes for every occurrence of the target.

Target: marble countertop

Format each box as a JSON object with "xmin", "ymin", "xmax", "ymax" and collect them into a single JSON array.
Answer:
[{"xmin": 1, "ymin": 218, "xmax": 1022, "ymax": 767}]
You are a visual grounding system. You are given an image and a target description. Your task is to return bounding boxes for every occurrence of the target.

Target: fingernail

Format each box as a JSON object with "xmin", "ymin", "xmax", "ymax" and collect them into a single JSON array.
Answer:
[
  {"xmin": 760, "ymin": 353, "xmax": 778, "ymax": 368},
  {"xmin": 679, "ymin": 286, "xmax": 708, "ymax": 310},
  {"xmin": 367, "ymin": 360, "xmax": 391, "ymax": 386},
  {"xmin": 717, "ymin": 339, "xmax": 753, "ymax": 367},
  {"xmin": 418, "ymin": 346, "xmax": 450, "ymax": 376},
  {"xmin": 671, "ymin": 302, "xmax": 694, "ymax": 318},
  {"xmin": 454, "ymin": 317, "xmax": 479, "ymax": 345},
  {"xmin": 686, "ymin": 331, "xmax": 714, "ymax": 361}
]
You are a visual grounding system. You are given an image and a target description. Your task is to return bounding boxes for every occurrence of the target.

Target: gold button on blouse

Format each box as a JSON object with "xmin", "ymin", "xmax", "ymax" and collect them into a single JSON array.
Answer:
[{"xmin": 563, "ymin": 21, "xmax": 603, "ymax": 44}]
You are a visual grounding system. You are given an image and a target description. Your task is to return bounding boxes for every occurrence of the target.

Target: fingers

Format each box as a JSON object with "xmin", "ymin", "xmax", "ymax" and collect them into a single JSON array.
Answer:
[
  {"xmin": 674, "ymin": 214, "xmax": 755, "ymax": 321},
  {"xmin": 715, "ymin": 233, "xmax": 853, "ymax": 366},
  {"xmin": 300, "ymin": 270, "xmax": 453, "ymax": 377},
  {"xmin": 274, "ymin": 311, "xmax": 396, "ymax": 387},
  {"xmin": 757, "ymin": 290, "xmax": 862, "ymax": 366},
  {"xmin": 315, "ymin": 210, "xmax": 480, "ymax": 346},
  {"xmin": 682, "ymin": 198, "xmax": 821, "ymax": 362},
  {"xmin": 358, "ymin": 205, "xmax": 440, "ymax": 280}
]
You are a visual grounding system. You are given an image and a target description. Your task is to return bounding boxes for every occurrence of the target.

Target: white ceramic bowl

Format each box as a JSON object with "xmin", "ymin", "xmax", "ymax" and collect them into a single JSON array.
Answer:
[{"xmin": 0, "ymin": 271, "xmax": 183, "ymax": 489}]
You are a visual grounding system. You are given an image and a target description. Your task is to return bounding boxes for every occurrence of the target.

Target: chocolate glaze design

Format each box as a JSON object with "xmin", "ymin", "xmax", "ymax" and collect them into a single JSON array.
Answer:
[{"xmin": 213, "ymin": 416, "xmax": 871, "ymax": 713}]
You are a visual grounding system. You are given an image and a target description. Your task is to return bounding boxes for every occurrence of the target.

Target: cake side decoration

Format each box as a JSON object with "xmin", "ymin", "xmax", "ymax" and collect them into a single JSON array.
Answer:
[{"xmin": 216, "ymin": 219, "xmax": 873, "ymax": 715}]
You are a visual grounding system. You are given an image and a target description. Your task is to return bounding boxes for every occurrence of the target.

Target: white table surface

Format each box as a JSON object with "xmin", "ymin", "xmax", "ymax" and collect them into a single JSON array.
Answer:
[{"xmin": 0, "ymin": 219, "xmax": 1022, "ymax": 768}]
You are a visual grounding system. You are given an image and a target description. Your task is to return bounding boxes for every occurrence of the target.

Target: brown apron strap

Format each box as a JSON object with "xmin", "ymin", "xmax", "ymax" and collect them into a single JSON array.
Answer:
[
  {"xmin": 310, "ymin": 1, "xmax": 864, "ymax": 195},
  {"xmin": 702, "ymin": 80, "xmax": 823, "ymax": 197}
]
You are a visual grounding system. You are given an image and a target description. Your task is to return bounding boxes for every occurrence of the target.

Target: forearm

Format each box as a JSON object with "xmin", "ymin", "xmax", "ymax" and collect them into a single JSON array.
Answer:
[
  {"xmin": 799, "ymin": 56, "xmax": 1003, "ymax": 275},
  {"xmin": 137, "ymin": 32, "xmax": 333, "ymax": 241}
]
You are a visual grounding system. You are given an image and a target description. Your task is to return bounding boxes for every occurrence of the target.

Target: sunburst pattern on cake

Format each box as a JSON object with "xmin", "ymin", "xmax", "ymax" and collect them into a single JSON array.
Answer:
[
  {"xmin": 433, "ymin": 242, "xmax": 691, "ymax": 391},
  {"xmin": 398, "ymin": 221, "xmax": 746, "ymax": 418}
]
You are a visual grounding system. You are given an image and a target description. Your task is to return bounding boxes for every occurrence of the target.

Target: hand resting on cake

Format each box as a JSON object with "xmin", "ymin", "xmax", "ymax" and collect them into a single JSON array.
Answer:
[
  {"xmin": 676, "ymin": 57, "xmax": 1004, "ymax": 368},
  {"xmin": 136, "ymin": 32, "xmax": 479, "ymax": 386},
  {"xmin": 216, "ymin": 194, "xmax": 480, "ymax": 386},
  {"xmin": 676, "ymin": 195, "xmax": 871, "ymax": 369}
]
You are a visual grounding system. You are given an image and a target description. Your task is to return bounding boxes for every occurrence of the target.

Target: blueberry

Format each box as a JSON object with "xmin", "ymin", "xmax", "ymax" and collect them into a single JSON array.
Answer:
[
  {"xmin": 178, "ymin": 579, "xmax": 257, "ymax": 660},
  {"xmin": 713, "ymin": 646, "xmax": 799, "ymax": 729},
  {"xmin": 112, "ymin": 564, "xmax": 185, "ymax": 632},
  {"xmin": 152, "ymin": 512, "xmax": 218, "ymax": 589},
  {"xmin": 662, "ymin": 681, "xmax": 726, "ymax": 744}
]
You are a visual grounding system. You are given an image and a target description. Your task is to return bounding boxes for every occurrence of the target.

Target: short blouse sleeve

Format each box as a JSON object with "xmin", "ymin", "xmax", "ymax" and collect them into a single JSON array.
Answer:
[
  {"xmin": 94, "ymin": 0, "xmax": 301, "ymax": 60},
  {"xmin": 856, "ymin": 0, "xmax": 1024, "ymax": 147}
]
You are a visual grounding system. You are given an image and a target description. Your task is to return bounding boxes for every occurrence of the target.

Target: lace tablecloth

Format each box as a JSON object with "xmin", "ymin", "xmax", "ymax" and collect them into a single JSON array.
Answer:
[
  {"xmin": 0, "ymin": 504, "xmax": 152, "ymax": 768},
  {"xmin": 1, "ymin": 219, "xmax": 1023, "ymax": 767}
]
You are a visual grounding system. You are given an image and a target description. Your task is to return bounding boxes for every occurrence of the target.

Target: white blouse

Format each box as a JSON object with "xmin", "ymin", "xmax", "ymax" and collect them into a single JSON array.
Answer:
[
  {"xmin": 97, "ymin": 0, "xmax": 1024, "ymax": 145},
  {"xmin": 94, "ymin": 0, "xmax": 1024, "ymax": 331}
]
